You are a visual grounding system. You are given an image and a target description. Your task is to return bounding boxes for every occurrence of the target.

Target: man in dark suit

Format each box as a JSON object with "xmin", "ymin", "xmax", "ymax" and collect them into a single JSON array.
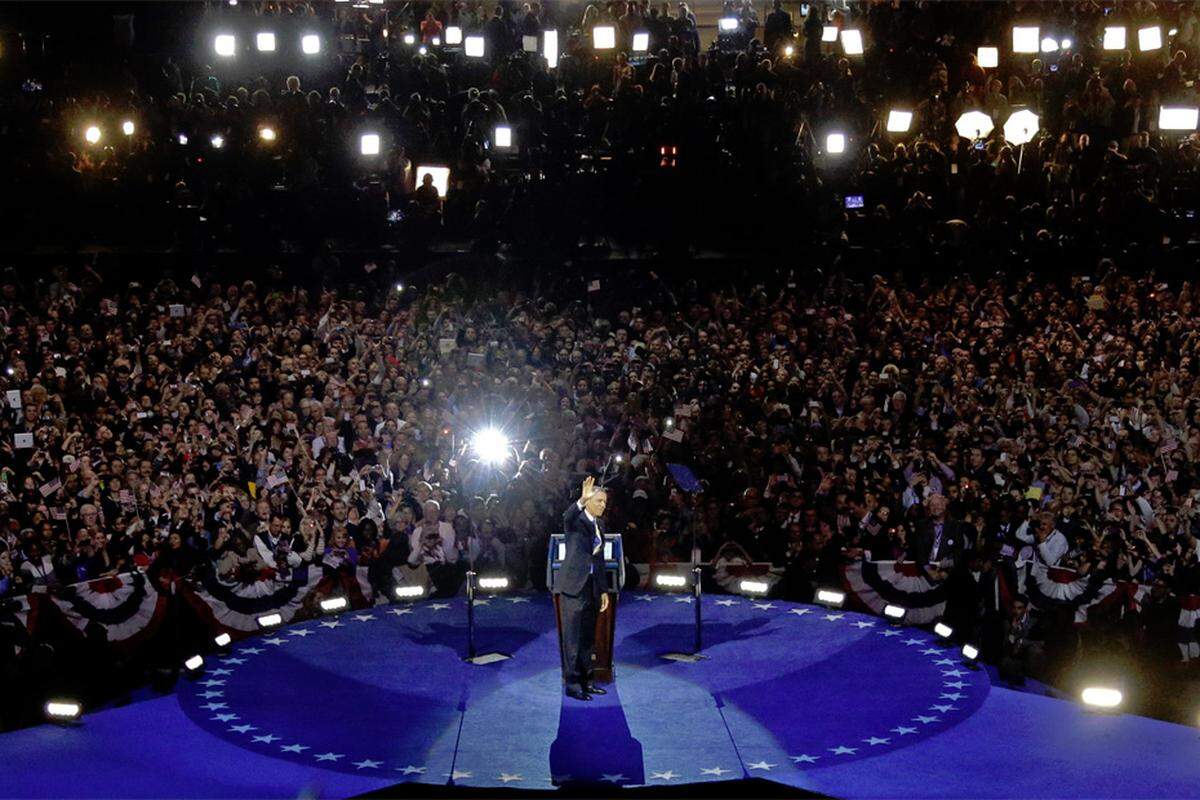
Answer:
[
  {"xmin": 555, "ymin": 476, "xmax": 610, "ymax": 701},
  {"xmin": 908, "ymin": 493, "xmax": 973, "ymax": 640}
]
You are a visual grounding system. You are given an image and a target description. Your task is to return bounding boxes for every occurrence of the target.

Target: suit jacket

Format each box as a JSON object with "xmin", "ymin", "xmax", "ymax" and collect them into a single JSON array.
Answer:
[
  {"xmin": 909, "ymin": 518, "xmax": 968, "ymax": 576},
  {"xmin": 555, "ymin": 500, "xmax": 607, "ymax": 597}
]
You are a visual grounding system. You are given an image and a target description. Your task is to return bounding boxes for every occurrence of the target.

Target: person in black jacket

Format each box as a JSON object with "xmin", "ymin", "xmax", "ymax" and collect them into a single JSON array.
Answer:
[{"xmin": 555, "ymin": 476, "xmax": 610, "ymax": 701}]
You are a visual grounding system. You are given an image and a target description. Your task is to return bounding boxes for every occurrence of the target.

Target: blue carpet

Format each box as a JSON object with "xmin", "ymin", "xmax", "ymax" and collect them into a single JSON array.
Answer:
[{"xmin": 1, "ymin": 593, "xmax": 1197, "ymax": 798}]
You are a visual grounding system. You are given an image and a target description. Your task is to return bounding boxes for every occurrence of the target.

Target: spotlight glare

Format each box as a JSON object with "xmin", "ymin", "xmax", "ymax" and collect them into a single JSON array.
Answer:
[
  {"xmin": 1060, "ymin": 37, "xmax": 1072, "ymax": 49},
  {"xmin": 718, "ymin": 17, "xmax": 739, "ymax": 32},
  {"xmin": 184, "ymin": 655, "xmax": 204, "ymax": 672},
  {"xmin": 955, "ymin": 110, "xmax": 994, "ymax": 139},
  {"xmin": 1081, "ymin": 687, "xmax": 1123, "ymax": 709},
  {"xmin": 210, "ymin": 134, "xmax": 225, "ymax": 149},
  {"xmin": 420, "ymin": 377, "xmax": 431, "ymax": 388},
  {"xmin": 395, "ymin": 282, "xmax": 404, "ymax": 292},
  {"xmin": 739, "ymin": 579, "xmax": 770, "ymax": 595},
  {"xmin": 257, "ymin": 612, "xmax": 283, "ymax": 628},
  {"xmin": 883, "ymin": 604, "xmax": 906, "ymax": 620},
  {"xmin": 816, "ymin": 588, "xmax": 845, "ymax": 607},
  {"xmin": 301, "ymin": 34, "xmax": 321, "ymax": 55},
  {"xmin": 821, "ymin": 25, "xmax": 838, "ymax": 43},
  {"xmin": 1012, "ymin": 26, "xmax": 1039, "ymax": 53},
  {"xmin": 1169, "ymin": 28, "xmax": 1178, "ymax": 37},
  {"xmin": 415, "ymin": 165, "xmax": 450, "ymax": 197},
  {"xmin": 403, "ymin": 32, "xmax": 416, "ymax": 45},
  {"xmin": 256, "ymin": 31, "xmax": 276, "ymax": 52},
  {"xmin": 1103, "ymin": 26, "xmax": 1126, "ymax": 50},
  {"xmin": 1040, "ymin": 36, "xmax": 1058, "ymax": 53},
  {"xmin": 445, "ymin": 26, "xmax": 463, "ymax": 45},
  {"xmin": 1138, "ymin": 26, "xmax": 1162, "ymax": 51},
  {"xmin": 977, "ymin": 46, "xmax": 999, "ymax": 68},
  {"xmin": 320, "ymin": 596, "xmax": 348, "ymax": 612},
  {"xmin": 259, "ymin": 126, "xmax": 276, "ymax": 142},
  {"xmin": 177, "ymin": 133, "xmax": 189, "ymax": 145},
  {"xmin": 664, "ymin": 416, "xmax": 675, "ymax": 429},
  {"xmin": 464, "ymin": 35, "xmax": 485, "ymax": 58},
  {"xmin": 121, "ymin": 120, "xmax": 135, "ymax": 136},
  {"xmin": 214, "ymin": 632, "xmax": 232, "ymax": 647},
  {"xmin": 840, "ymin": 29, "xmax": 864, "ymax": 55},
  {"xmin": 592, "ymin": 26, "xmax": 616, "ymax": 50},
  {"xmin": 432, "ymin": 36, "xmax": 440, "ymax": 46},
  {"xmin": 418, "ymin": 46, "xmax": 427, "ymax": 55},
  {"xmin": 961, "ymin": 643, "xmax": 980, "ymax": 661},
  {"xmin": 784, "ymin": 44, "xmax": 795, "ymax": 57},
  {"xmin": 632, "ymin": 32, "xmax": 650, "ymax": 52},
  {"xmin": 471, "ymin": 428, "xmax": 509, "ymax": 466},
  {"xmin": 395, "ymin": 585, "xmax": 425, "ymax": 598},
  {"xmin": 656, "ymin": 574, "xmax": 687, "ymax": 588},
  {"xmin": 477, "ymin": 576, "xmax": 510, "ymax": 591},
  {"xmin": 494, "ymin": 125, "xmax": 513, "ymax": 149},
  {"xmin": 1159, "ymin": 106, "xmax": 1199, "ymax": 131},
  {"xmin": 543, "ymin": 29, "xmax": 559, "ymax": 68},
  {"xmin": 826, "ymin": 132, "xmax": 846, "ymax": 154},
  {"xmin": 360, "ymin": 132, "xmax": 381, "ymax": 155},
  {"xmin": 45, "ymin": 700, "xmax": 82, "ymax": 721},
  {"xmin": 84, "ymin": 125, "xmax": 102, "ymax": 144},
  {"xmin": 934, "ymin": 622, "xmax": 954, "ymax": 639},
  {"xmin": 886, "ymin": 109, "xmax": 913, "ymax": 133},
  {"xmin": 214, "ymin": 34, "xmax": 237, "ymax": 57},
  {"xmin": 1003, "ymin": 108, "xmax": 1040, "ymax": 145}
]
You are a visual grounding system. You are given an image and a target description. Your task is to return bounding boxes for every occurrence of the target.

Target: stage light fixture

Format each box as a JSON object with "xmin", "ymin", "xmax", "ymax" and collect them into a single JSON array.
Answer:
[
  {"xmin": 718, "ymin": 17, "xmax": 739, "ymax": 32},
  {"xmin": 934, "ymin": 622, "xmax": 953, "ymax": 640},
  {"xmin": 210, "ymin": 134, "xmax": 225, "ymax": 149},
  {"xmin": 783, "ymin": 44, "xmax": 795, "ymax": 57},
  {"xmin": 655, "ymin": 574, "xmax": 688, "ymax": 589},
  {"xmin": 886, "ymin": 109, "xmax": 912, "ymax": 133},
  {"xmin": 214, "ymin": 34, "xmax": 237, "ymax": 57},
  {"xmin": 84, "ymin": 125, "xmax": 101, "ymax": 144},
  {"xmin": 184, "ymin": 654, "xmax": 204, "ymax": 673},
  {"xmin": 961, "ymin": 643, "xmax": 980, "ymax": 668},
  {"xmin": 403, "ymin": 32, "xmax": 416, "ymax": 45},
  {"xmin": 464, "ymin": 35, "xmax": 485, "ymax": 57},
  {"xmin": 214, "ymin": 632, "xmax": 232, "ymax": 648},
  {"xmin": 418, "ymin": 46, "xmax": 427, "ymax": 55},
  {"xmin": 955, "ymin": 110, "xmax": 994, "ymax": 139},
  {"xmin": 739, "ymin": 579, "xmax": 770, "ymax": 595},
  {"xmin": 121, "ymin": 120, "xmax": 135, "ymax": 136},
  {"xmin": 1081, "ymin": 686, "xmax": 1123, "ymax": 710},
  {"xmin": 1103, "ymin": 26, "xmax": 1126, "ymax": 50},
  {"xmin": 821, "ymin": 25, "xmax": 838, "ymax": 43},
  {"xmin": 1003, "ymin": 108, "xmax": 1040, "ymax": 145},
  {"xmin": 301, "ymin": 34, "xmax": 321, "ymax": 55},
  {"xmin": 1138, "ymin": 26, "xmax": 1162, "ymax": 51},
  {"xmin": 445, "ymin": 26, "xmax": 463, "ymax": 45},
  {"xmin": 360, "ymin": 133, "xmax": 380, "ymax": 155},
  {"xmin": 593, "ymin": 26, "xmax": 616, "ymax": 50},
  {"xmin": 816, "ymin": 588, "xmax": 845, "ymax": 607},
  {"xmin": 432, "ymin": 37, "xmax": 440, "ymax": 46},
  {"xmin": 256, "ymin": 32, "xmax": 276, "ymax": 52},
  {"xmin": 826, "ymin": 132, "xmax": 846, "ymax": 154},
  {"xmin": 1159, "ymin": 106, "xmax": 1199, "ymax": 130},
  {"xmin": 977, "ymin": 46, "xmax": 998, "ymax": 68},
  {"xmin": 177, "ymin": 133, "xmax": 189, "ymax": 145},
  {"xmin": 471, "ymin": 428, "xmax": 509, "ymax": 466},
  {"xmin": 493, "ymin": 125, "xmax": 513, "ymax": 148},
  {"xmin": 45, "ymin": 700, "xmax": 82, "ymax": 722},
  {"xmin": 477, "ymin": 576, "xmax": 510, "ymax": 591},
  {"xmin": 1040, "ymin": 36, "xmax": 1058, "ymax": 53},
  {"xmin": 633, "ymin": 32, "xmax": 649, "ymax": 52},
  {"xmin": 883, "ymin": 604, "xmax": 906, "ymax": 622},
  {"xmin": 395, "ymin": 584, "xmax": 426, "ymax": 599},
  {"xmin": 543, "ymin": 29, "xmax": 559, "ymax": 68},
  {"xmin": 257, "ymin": 612, "xmax": 283, "ymax": 629},
  {"xmin": 415, "ymin": 165, "xmax": 450, "ymax": 197},
  {"xmin": 259, "ymin": 126, "xmax": 276, "ymax": 142},
  {"xmin": 1012, "ymin": 26, "xmax": 1039, "ymax": 53},
  {"xmin": 1061, "ymin": 37, "xmax": 1072, "ymax": 49},
  {"xmin": 320, "ymin": 596, "xmax": 348, "ymax": 613},
  {"xmin": 840, "ymin": 29, "xmax": 863, "ymax": 55}
]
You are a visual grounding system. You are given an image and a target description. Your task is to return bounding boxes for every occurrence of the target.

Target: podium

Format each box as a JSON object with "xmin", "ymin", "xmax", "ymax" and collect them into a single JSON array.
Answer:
[{"xmin": 547, "ymin": 534, "xmax": 624, "ymax": 684}]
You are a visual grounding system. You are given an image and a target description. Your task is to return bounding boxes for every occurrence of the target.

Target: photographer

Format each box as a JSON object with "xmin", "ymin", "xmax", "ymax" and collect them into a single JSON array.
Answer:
[{"xmin": 406, "ymin": 499, "xmax": 463, "ymax": 597}]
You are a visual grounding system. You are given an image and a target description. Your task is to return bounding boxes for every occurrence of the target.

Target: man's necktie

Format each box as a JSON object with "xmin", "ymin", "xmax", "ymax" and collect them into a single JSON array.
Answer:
[{"xmin": 931, "ymin": 523, "xmax": 943, "ymax": 562}]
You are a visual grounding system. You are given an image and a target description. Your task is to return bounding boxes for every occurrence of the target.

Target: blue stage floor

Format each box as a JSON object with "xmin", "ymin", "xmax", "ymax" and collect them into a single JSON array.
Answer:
[{"xmin": 2, "ymin": 594, "xmax": 1197, "ymax": 798}]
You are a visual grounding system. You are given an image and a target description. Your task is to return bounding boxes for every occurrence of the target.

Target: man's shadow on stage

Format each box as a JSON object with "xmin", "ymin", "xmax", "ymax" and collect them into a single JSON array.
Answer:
[{"xmin": 549, "ymin": 684, "xmax": 645, "ymax": 787}]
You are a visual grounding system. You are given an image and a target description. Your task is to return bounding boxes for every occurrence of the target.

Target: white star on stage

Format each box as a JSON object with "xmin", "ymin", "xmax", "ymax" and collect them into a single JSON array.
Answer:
[
  {"xmin": 212, "ymin": 713, "xmax": 238, "ymax": 723},
  {"xmin": 397, "ymin": 766, "xmax": 426, "ymax": 775},
  {"xmin": 674, "ymin": 595, "xmax": 695, "ymax": 603},
  {"xmin": 199, "ymin": 679, "xmax": 225, "ymax": 687},
  {"xmin": 315, "ymin": 752, "xmax": 344, "ymax": 762},
  {"xmin": 507, "ymin": 596, "xmax": 531, "ymax": 603},
  {"xmin": 430, "ymin": 603, "xmax": 451, "ymax": 611},
  {"xmin": 941, "ymin": 669, "xmax": 968, "ymax": 677},
  {"xmin": 943, "ymin": 680, "xmax": 968, "ymax": 689},
  {"xmin": 828, "ymin": 746, "xmax": 858, "ymax": 755},
  {"xmin": 252, "ymin": 734, "xmax": 280, "ymax": 744},
  {"xmin": 352, "ymin": 614, "xmax": 375, "ymax": 622},
  {"xmin": 635, "ymin": 594, "xmax": 656, "ymax": 602},
  {"xmin": 223, "ymin": 658, "xmax": 247, "ymax": 665},
  {"xmin": 240, "ymin": 647, "xmax": 264, "ymax": 655},
  {"xmin": 199, "ymin": 691, "xmax": 223, "ymax": 699},
  {"xmin": 387, "ymin": 607, "xmax": 413, "ymax": 616},
  {"xmin": 788, "ymin": 608, "xmax": 811, "ymax": 616},
  {"xmin": 902, "ymin": 638, "xmax": 925, "ymax": 646},
  {"xmin": 445, "ymin": 769, "xmax": 472, "ymax": 780},
  {"xmin": 790, "ymin": 754, "xmax": 819, "ymax": 764},
  {"xmin": 863, "ymin": 737, "xmax": 891, "ymax": 746},
  {"xmin": 601, "ymin": 773, "xmax": 628, "ymax": 782},
  {"xmin": 319, "ymin": 620, "xmax": 342, "ymax": 629},
  {"xmin": 229, "ymin": 724, "xmax": 256, "ymax": 734},
  {"xmin": 714, "ymin": 598, "xmax": 738, "ymax": 607},
  {"xmin": 262, "ymin": 637, "xmax": 286, "ymax": 646},
  {"xmin": 891, "ymin": 726, "xmax": 917, "ymax": 735},
  {"xmin": 930, "ymin": 704, "xmax": 959, "ymax": 713},
  {"xmin": 200, "ymin": 702, "xmax": 227, "ymax": 711},
  {"xmin": 933, "ymin": 658, "xmax": 957, "ymax": 666},
  {"xmin": 474, "ymin": 599, "xmax": 491, "ymax": 606},
  {"xmin": 823, "ymin": 613, "xmax": 845, "ymax": 621},
  {"xmin": 851, "ymin": 620, "xmax": 875, "ymax": 628},
  {"xmin": 879, "ymin": 629, "xmax": 902, "ymax": 637},
  {"xmin": 747, "ymin": 760, "xmax": 776, "ymax": 771},
  {"xmin": 753, "ymin": 603, "xmax": 776, "ymax": 611},
  {"xmin": 354, "ymin": 759, "xmax": 383, "ymax": 770},
  {"xmin": 209, "ymin": 668, "xmax": 233, "ymax": 676},
  {"xmin": 913, "ymin": 715, "xmax": 941, "ymax": 724},
  {"xmin": 280, "ymin": 744, "xmax": 309, "ymax": 754},
  {"xmin": 701, "ymin": 766, "xmax": 732, "ymax": 776},
  {"xmin": 940, "ymin": 692, "xmax": 965, "ymax": 701},
  {"xmin": 650, "ymin": 770, "xmax": 679, "ymax": 781},
  {"xmin": 497, "ymin": 773, "xmax": 523, "ymax": 783},
  {"xmin": 921, "ymin": 648, "xmax": 942, "ymax": 655},
  {"xmin": 288, "ymin": 629, "xmax": 313, "ymax": 637}
]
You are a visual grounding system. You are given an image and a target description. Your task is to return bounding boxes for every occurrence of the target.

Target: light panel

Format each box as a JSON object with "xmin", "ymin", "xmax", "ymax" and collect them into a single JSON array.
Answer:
[
  {"xmin": 1012, "ymin": 26, "xmax": 1039, "ymax": 53},
  {"xmin": 1103, "ymin": 26, "xmax": 1126, "ymax": 50},
  {"xmin": 593, "ymin": 25, "xmax": 616, "ymax": 50}
]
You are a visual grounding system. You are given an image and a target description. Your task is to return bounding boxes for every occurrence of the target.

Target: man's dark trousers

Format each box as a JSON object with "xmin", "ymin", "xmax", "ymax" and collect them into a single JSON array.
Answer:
[{"xmin": 561, "ymin": 574, "xmax": 600, "ymax": 693}]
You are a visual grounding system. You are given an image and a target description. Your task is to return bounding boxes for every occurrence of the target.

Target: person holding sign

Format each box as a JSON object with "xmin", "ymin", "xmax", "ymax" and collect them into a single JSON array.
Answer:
[{"xmin": 555, "ymin": 476, "xmax": 611, "ymax": 701}]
